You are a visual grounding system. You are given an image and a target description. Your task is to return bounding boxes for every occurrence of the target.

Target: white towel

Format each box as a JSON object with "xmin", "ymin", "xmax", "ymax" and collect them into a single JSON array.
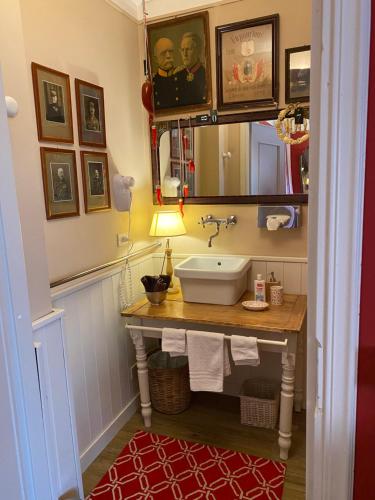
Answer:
[
  {"xmin": 186, "ymin": 330, "xmax": 231, "ymax": 392},
  {"xmin": 162, "ymin": 328, "xmax": 187, "ymax": 357},
  {"xmin": 230, "ymin": 335, "xmax": 260, "ymax": 366}
]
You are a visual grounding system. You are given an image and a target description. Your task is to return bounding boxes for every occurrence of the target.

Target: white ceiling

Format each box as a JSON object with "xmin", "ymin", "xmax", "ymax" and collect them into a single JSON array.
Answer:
[{"xmin": 107, "ymin": 0, "xmax": 225, "ymax": 21}]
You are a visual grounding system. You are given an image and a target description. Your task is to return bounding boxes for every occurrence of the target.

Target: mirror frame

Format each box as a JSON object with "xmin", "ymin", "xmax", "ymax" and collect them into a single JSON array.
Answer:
[{"xmin": 151, "ymin": 109, "xmax": 309, "ymax": 205}]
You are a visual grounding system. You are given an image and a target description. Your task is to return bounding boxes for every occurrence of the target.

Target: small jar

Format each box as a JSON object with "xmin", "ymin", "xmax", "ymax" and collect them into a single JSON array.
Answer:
[{"xmin": 270, "ymin": 285, "xmax": 284, "ymax": 305}]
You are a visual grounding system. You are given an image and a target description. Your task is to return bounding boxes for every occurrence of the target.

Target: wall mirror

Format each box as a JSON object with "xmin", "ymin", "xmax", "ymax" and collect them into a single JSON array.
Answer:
[{"xmin": 151, "ymin": 110, "xmax": 309, "ymax": 205}]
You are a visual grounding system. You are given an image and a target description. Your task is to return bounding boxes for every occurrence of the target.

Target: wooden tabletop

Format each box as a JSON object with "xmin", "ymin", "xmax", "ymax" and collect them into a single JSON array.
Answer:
[{"xmin": 121, "ymin": 291, "xmax": 307, "ymax": 334}]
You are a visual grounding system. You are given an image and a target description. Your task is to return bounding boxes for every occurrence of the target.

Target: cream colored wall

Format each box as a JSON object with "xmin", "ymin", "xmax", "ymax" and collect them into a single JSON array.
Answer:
[
  {"xmin": 169, "ymin": 204, "xmax": 307, "ymax": 256},
  {"xmin": 19, "ymin": 0, "xmax": 152, "ymax": 283},
  {"xmin": 0, "ymin": 0, "xmax": 52, "ymax": 319},
  {"xmin": 149, "ymin": 0, "xmax": 310, "ymax": 258}
]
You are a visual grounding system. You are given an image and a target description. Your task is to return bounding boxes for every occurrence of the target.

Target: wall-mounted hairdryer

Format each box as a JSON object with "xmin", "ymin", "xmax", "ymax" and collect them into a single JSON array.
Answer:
[{"xmin": 112, "ymin": 174, "xmax": 135, "ymax": 212}]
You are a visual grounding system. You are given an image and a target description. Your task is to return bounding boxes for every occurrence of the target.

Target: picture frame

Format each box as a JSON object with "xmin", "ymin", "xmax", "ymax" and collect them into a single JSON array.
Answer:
[
  {"xmin": 80, "ymin": 151, "xmax": 111, "ymax": 213},
  {"xmin": 216, "ymin": 15, "xmax": 279, "ymax": 110},
  {"xmin": 40, "ymin": 147, "xmax": 79, "ymax": 220},
  {"xmin": 285, "ymin": 45, "xmax": 311, "ymax": 103},
  {"xmin": 75, "ymin": 79, "xmax": 107, "ymax": 147},
  {"xmin": 31, "ymin": 63, "xmax": 74, "ymax": 143},
  {"xmin": 147, "ymin": 11, "xmax": 212, "ymax": 115}
]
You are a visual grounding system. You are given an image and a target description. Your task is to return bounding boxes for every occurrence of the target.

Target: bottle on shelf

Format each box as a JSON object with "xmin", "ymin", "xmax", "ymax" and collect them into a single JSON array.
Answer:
[{"xmin": 254, "ymin": 274, "xmax": 266, "ymax": 302}]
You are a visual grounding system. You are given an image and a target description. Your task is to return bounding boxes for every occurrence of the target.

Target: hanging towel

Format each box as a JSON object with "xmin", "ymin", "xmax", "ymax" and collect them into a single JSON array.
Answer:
[
  {"xmin": 162, "ymin": 328, "xmax": 187, "ymax": 357},
  {"xmin": 186, "ymin": 330, "xmax": 231, "ymax": 392},
  {"xmin": 230, "ymin": 335, "xmax": 260, "ymax": 366}
]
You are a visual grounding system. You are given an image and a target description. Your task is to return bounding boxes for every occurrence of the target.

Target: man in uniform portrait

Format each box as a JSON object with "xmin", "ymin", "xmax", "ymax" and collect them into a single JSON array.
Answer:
[
  {"xmin": 152, "ymin": 37, "xmax": 181, "ymax": 110},
  {"xmin": 53, "ymin": 165, "xmax": 71, "ymax": 202},
  {"xmin": 177, "ymin": 32, "xmax": 207, "ymax": 106},
  {"xmin": 89, "ymin": 162, "xmax": 104, "ymax": 196},
  {"xmin": 45, "ymin": 83, "xmax": 65, "ymax": 123},
  {"xmin": 85, "ymin": 99, "xmax": 100, "ymax": 131}
]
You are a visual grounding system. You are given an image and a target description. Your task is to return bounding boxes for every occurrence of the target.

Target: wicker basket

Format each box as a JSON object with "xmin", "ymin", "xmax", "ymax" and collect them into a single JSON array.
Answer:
[
  {"xmin": 240, "ymin": 378, "xmax": 280, "ymax": 429},
  {"xmin": 148, "ymin": 351, "xmax": 191, "ymax": 414}
]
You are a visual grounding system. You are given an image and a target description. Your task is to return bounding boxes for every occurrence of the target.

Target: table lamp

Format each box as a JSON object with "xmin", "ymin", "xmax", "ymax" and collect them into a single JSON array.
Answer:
[{"xmin": 149, "ymin": 211, "xmax": 186, "ymax": 293}]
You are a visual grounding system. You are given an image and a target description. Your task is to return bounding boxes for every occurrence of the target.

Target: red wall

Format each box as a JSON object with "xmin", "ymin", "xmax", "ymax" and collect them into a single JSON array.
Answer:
[{"xmin": 353, "ymin": 9, "xmax": 375, "ymax": 499}]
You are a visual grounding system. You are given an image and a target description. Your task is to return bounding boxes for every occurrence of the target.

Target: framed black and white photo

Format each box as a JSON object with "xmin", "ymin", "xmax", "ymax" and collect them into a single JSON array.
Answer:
[
  {"xmin": 40, "ymin": 148, "xmax": 79, "ymax": 219},
  {"xmin": 75, "ymin": 79, "xmax": 107, "ymax": 147},
  {"xmin": 285, "ymin": 45, "xmax": 311, "ymax": 103},
  {"xmin": 32, "ymin": 63, "xmax": 74, "ymax": 143},
  {"xmin": 81, "ymin": 151, "xmax": 111, "ymax": 213}
]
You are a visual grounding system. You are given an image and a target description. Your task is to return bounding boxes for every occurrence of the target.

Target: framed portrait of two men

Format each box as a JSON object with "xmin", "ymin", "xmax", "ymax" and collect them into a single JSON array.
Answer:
[{"xmin": 147, "ymin": 11, "xmax": 212, "ymax": 115}]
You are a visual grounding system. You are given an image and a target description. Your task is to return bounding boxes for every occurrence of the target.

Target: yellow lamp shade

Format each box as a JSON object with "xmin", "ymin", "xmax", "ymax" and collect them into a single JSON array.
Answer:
[{"xmin": 149, "ymin": 211, "xmax": 186, "ymax": 237}]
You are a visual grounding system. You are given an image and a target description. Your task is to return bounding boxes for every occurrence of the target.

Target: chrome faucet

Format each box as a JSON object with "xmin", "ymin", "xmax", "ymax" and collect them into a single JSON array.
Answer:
[{"xmin": 199, "ymin": 215, "xmax": 237, "ymax": 247}]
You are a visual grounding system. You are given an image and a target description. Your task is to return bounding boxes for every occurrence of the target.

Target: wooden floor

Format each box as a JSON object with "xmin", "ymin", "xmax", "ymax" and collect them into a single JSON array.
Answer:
[{"xmin": 83, "ymin": 393, "xmax": 306, "ymax": 499}]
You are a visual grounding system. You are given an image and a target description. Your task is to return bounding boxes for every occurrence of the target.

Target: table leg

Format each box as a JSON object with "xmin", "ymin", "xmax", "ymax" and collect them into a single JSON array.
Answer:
[
  {"xmin": 130, "ymin": 329, "xmax": 152, "ymax": 427},
  {"xmin": 294, "ymin": 331, "xmax": 304, "ymax": 412},
  {"xmin": 279, "ymin": 352, "xmax": 296, "ymax": 460}
]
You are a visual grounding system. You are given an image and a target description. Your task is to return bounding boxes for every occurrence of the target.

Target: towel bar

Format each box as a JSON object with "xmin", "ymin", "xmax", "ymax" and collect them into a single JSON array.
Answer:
[{"xmin": 125, "ymin": 324, "xmax": 288, "ymax": 348}]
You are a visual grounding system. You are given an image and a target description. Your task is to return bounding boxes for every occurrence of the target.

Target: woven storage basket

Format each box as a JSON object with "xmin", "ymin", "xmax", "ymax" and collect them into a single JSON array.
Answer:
[
  {"xmin": 148, "ymin": 351, "xmax": 191, "ymax": 414},
  {"xmin": 240, "ymin": 378, "xmax": 280, "ymax": 429}
]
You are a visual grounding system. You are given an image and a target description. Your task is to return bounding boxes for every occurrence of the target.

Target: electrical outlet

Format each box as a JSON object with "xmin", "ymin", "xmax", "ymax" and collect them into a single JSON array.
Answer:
[{"xmin": 117, "ymin": 233, "xmax": 129, "ymax": 247}]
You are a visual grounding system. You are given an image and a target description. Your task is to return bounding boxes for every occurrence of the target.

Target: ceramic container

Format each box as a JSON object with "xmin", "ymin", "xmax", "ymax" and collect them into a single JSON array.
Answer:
[{"xmin": 270, "ymin": 285, "xmax": 284, "ymax": 305}]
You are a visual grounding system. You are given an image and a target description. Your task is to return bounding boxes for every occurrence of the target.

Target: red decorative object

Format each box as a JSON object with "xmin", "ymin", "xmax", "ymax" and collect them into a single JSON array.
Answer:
[
  {"xmin": 141, "ymin": 77, "xmax": 154, "ymax": 123},
  {"xmin": 290, "ymin": 132, "xmax": 309, "ymax": 193},
  {"xmin": 86, "ymin": 430, "xmax": 287, "ymax": 500},
  {"xmin": 155, "ymin": 184, "xmax": 163, "ymax": 206},
  {"xmin": 179, "ymin": 197, "xmax": 184, "ymax": 217},
  {"xmin": 183, "ymin": 184, "xmax": 189, "ymax": 197},
  {"xmin": 188, "ymin": 159, "xmax": 196, "ymax": 173},
  {"xmin": 151, "ymin": 125, "xmax": 157, "ymax": 149}
]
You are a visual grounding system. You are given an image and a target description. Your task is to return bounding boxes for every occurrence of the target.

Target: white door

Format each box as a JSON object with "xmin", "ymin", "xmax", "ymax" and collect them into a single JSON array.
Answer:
[
  {"xmin": 0, "ymin": 68, "xmax": 52, "ymax": 499},
  {"xmin": 250, "ymin": 123, "xmax": 286, "ymax": 195}
]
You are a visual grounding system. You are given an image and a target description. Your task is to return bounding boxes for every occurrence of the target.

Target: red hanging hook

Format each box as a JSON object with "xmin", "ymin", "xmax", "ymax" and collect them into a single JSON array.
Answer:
[
  {"xmin": 151, "ymin": 125, "xmax": 157, "ymax": 149},
  {"xmin": 178, "ymin": 198, "xmax": 184, "ymax": 217},
  {"xmin": 155, "ymin": 184, "xmax": 163, "ymax": 206}
]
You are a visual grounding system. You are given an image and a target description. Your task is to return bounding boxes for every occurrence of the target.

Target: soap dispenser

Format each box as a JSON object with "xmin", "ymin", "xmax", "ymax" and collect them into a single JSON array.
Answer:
[{"xmin": 254, "ymin": 274, "xmax": 266, "ymax": 302}]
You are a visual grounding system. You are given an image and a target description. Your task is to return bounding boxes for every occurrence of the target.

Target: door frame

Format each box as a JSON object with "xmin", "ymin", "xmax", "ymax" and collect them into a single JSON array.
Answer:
[
  {"xmin": 307, "ymin": 0, "xmax": 371, "ymax": 498},
  {"xmin": 0, "ymin": 68, "xmax": 51, "ymax": 499}
]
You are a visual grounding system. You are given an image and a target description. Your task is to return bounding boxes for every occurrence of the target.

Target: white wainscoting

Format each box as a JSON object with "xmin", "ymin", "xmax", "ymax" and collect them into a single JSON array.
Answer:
[
  {"xmin": 32, "ymin": 309, "xmax": 83, "ymax": 500},
  {"xmin": 51, "ymin": 252, "xmax": 156, "ymax": 472}
]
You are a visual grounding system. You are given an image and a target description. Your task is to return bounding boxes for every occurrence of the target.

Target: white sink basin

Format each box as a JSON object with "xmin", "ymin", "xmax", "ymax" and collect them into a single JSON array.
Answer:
[{"xmin": 174, "ymin": 255, "xmax": 251, "ymax": 305}]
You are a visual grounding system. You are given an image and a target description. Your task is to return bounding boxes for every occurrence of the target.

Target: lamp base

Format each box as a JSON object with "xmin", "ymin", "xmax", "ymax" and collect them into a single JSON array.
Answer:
[{"xmin": 167, "ymin": 286, "xmax": 180, "ymax": 295}]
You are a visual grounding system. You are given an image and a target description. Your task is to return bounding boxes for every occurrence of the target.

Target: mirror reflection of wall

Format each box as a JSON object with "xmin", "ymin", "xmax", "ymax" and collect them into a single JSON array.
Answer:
[{"xmin": 159, "ymin": 121, "xmax": 309, "ymax": 198}]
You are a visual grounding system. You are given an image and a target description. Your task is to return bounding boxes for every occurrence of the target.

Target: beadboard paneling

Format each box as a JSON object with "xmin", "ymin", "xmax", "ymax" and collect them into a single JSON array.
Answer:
[{"xmin": 52, "ymin": 254, "xmax": 157, "ymax": 471}]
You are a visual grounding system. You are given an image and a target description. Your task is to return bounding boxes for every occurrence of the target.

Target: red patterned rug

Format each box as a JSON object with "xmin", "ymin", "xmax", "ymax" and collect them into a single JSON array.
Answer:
[{"xmin": 86, "ymin": 430, "xmax": 286, "ymax": 499}]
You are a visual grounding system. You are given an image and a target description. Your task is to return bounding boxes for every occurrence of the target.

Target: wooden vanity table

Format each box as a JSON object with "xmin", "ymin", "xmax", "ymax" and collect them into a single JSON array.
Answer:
[{"xmin": 121, "ymin": 291, "xmax": 307, "ymax": 460}]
